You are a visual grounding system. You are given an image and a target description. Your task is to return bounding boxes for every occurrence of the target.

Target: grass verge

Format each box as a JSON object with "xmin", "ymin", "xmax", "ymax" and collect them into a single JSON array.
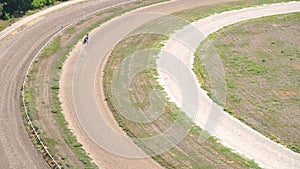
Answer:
[
  {"xmin": 174, "ymin": 0, "xmax": 295, "ymax": 22},
  {"xmin": 193, "ymin": 13, "xmax": 300, "ymax": 153},
  {"xmin": 102, "ymin": 0, "xmax": 297, "ymax": 168},
  {"xmin": 0, "ymin": 19, "xmax": 10, "ymax": 32},
  {"xmin": 103, "ymin": 33, "xmax": 260, "ymax": 169}
]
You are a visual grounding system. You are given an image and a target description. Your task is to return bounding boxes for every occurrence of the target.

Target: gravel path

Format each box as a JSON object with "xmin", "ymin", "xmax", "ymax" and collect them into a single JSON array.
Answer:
[{"xmin": 157, "ymin": 2, "xmax": 300, "ymax": 169}]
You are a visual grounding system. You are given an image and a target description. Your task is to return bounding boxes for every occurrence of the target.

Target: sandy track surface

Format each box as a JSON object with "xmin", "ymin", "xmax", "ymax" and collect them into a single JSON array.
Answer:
[
  {"xmin": 157, "ymin": 2, "xmax": 300, "ymax": 169},
  {"xmin": 0, "ymin": 0, "xmax": 86, "ymax": 40},
  {"xmin": 0, "ymin": 0, "xmax": 140, "ymax": 168},
  {"xmin": 60, "ymin": 0, "xmax": 237, "ymax": 168}
]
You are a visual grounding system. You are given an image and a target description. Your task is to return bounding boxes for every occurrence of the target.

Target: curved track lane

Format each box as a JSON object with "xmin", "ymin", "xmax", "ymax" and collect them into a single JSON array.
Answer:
[
  {"xmin": 62, "ymin": 0, "xmax": 237, "ymax": 168},
  {"xmin": 0, "ymin": 0, "xmax": 138, "ymax": 168},
  {"xmin": 69, "ymin": 1, "xmax": 300, "ymax": 169},
  {"xmin": 158, "ymin": 2, "xmax": 300, "ymax": 169}
]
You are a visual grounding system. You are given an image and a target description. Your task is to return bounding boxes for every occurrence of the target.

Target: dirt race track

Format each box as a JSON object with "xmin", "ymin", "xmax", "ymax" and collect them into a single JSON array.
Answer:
[
  {"xmin": 0, "ymin": 0, "xmax": 148, "ymax": 168},
  {"xmin": 1, "ymin": 0, "xmax": 299, "ymax": 168},
  {"xmin": 64, "ymin": 0, "xmax": 299, "ymax": 169}
]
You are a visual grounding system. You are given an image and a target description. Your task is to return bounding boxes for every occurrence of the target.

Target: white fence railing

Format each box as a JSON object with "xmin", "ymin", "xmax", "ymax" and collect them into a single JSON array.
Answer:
[{"xmin": 21, "ymin": 0, "xmax": 138, "ymax": 168}]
